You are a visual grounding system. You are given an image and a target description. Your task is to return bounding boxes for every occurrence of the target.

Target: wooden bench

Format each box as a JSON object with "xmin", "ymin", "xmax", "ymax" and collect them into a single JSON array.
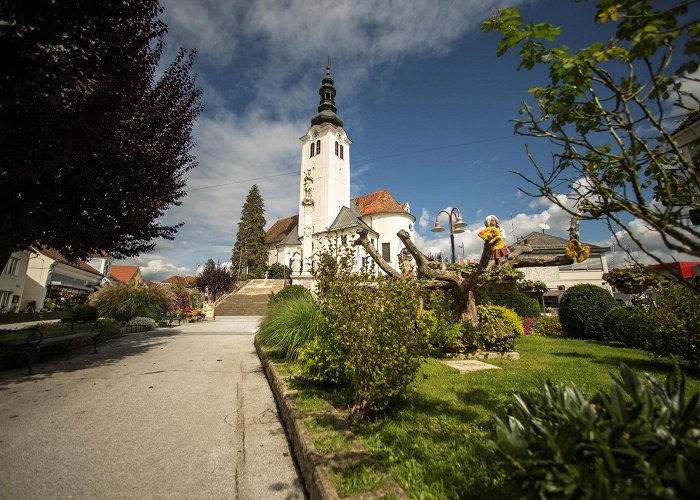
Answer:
[{"xmin": 0, "ymin": 311, "xmax": 103, "ymax": 375}]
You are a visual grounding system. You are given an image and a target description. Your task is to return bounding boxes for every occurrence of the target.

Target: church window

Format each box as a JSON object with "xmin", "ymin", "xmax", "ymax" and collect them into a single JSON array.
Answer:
[
  {"xmin": 341, "ymin": 235, "xmax": 347, "ymax": 245},
  {"xmin": 339, "ymin": 145, "xmax": 344, "ymax": 159},
  {"xmin": 310, "ymin": 142, "xmax": 315, "ymax": 157},
  {"xmin": 335, "ymin": 141, "xmax": 339, "ymax": 156},
  {"xmin": 316, "ymin": 139, "xmax": 321, "ymax": 154},
  {"xmin": 382, "ymin": 243, "xmax": 391, "ymax": 262}
]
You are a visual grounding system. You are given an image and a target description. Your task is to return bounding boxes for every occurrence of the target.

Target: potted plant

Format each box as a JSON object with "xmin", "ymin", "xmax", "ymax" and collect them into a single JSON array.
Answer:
[
  {"xmin": 483, "ymin": 265, "xmax": 525, "ymax": 290},
  {"xmin": 518, "ymin": 279, "xmax": 549, "ymax": 295}
]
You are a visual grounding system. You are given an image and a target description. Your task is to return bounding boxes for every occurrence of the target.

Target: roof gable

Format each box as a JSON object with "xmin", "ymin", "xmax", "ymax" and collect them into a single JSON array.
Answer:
[
  {"xmin": 265, "ymin": 215, "xmax": 299, "ymax": 244},
  {"xmin": 38, "ymin": 247, "xmax": 103, "ymax": 276},
  {"xmin": 327, "ymin": 206, "xmax": 375, "ymax": 234},
  {"xmin": 110, "ymin": 265, "xmax": 140, "ymax": 283},
  {"xmin": 352, "ymin": 189, "xmax": 408, "ymax": 216}
]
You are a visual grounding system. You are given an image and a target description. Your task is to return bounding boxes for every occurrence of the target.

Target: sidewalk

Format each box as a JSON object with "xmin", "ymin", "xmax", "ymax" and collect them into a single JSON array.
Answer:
[{"xmin": 0, "ymin": 318, "xmax": 304, "ymax": 499}]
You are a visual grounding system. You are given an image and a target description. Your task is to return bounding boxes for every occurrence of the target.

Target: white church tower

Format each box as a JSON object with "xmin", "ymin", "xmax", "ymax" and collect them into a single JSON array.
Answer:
[{"xmin": 297, "ymin": 62, "xmax": 351, "ymax": 275}]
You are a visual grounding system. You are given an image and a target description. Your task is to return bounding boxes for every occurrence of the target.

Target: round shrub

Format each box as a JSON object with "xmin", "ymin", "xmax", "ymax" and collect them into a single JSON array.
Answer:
[
  {"xmin": 603, "ymin": 306, "xmax": 644, "ymax": 347},
  {"xmin": 416, "ymin": 309, "xmax": 462, "ymax": 351},
  {"xmin": 268, "ymin": 284, "xmax": 312, "ymax": 307},
  {"xmin": 70, "ymin": 304, "xmax": 98, "ymax": 322},
  {"xmin": 558, "ymin": 284, "xmax": 616, "ymax": 340},
  {"xmin": 464, "ymin": 305, "xmax": 522, "ymax": 352},
  {"xmin": 267, "ymin": 263, "xmax": 292, "ymax": 279},
  {"xmin": 90, "ymin": 283, "xmax": 176, "ymax": 321},
  {"xmin": 479, "ymin": 288, "xmax": 541, "ymax": 317}
]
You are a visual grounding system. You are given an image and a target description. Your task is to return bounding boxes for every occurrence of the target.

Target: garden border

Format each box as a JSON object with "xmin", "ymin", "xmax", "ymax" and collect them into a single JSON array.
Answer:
[{"xmin": 255, "ymin": 337, "xmax": 408, "ymax": 499}]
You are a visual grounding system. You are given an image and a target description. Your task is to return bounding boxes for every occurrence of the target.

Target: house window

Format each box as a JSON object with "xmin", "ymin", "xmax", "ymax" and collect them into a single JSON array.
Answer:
[
  {"xmin": 316, "ymin": 139, "xmax": 321, "ymax": 154},
  {"xmin": 0, "ymin": 291, "xmax": 12, "ymax": 310},
  {"xmin": 335, "ymin": 141, "xmax": 339, "ymax": 156},
  {"xmin": 339, "ymin": 145, "xmax": 344, "ymax": 159},
  {"xmin": 310, "ymin": 142, "xmax": 315, "ymax": 157},
  {"xmin": 559, "ymin": 257, "xmax": 603, "ymax": 272},
  {"xmin": 382, "ymin": 243, "xmax": 391, "ymax": 262},
  {"xmin": 2, "ymin": 257, "xmax": 19, "ymax": 276}
]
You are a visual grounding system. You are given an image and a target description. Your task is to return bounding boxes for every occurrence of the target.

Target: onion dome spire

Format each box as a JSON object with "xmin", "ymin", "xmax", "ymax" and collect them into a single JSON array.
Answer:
[{"xmin": 311, "ymin": 58, "xmax": 344, "ymax": 127}]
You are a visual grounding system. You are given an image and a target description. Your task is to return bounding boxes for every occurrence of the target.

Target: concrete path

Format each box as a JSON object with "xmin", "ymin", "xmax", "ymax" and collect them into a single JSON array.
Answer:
[{"xmin": 0, "ymin": 318, "xmax": 305, "ymax": 499}]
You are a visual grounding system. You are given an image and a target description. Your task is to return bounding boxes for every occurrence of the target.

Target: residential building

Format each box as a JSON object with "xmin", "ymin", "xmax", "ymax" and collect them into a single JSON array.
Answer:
[
  {"xmin": 162, "ymin": 275, "xmax": 196, "ymax": 287},
  {"xmin": 0, "ymin": 251, "xmax": 31, "ymax": 312},
  {"xmin": 110, "ymin": 265, "xmax": 144, "ymax": 286},
  {"xmin": 511, "ymin": 232, "xmax": 611, "ymax": 308}
]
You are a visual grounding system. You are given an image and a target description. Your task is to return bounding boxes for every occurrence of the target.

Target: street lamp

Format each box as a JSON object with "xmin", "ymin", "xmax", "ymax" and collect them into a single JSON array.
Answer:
[{"xmin": 431, "ymin": 207, "xmax": 467, "ymax": 263}]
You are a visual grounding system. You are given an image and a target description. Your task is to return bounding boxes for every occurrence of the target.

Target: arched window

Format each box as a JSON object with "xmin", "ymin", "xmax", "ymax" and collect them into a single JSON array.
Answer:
[
  {"xmin": 310, "ymin": 142, "xmax": 315, "ymax": 157},
  {"xmin": 335, "ymin": 141, "xmax": 339, "ymax": 156},
  {"xmin": 316, "ymin": 139, "xmax": 321, "ymax": 154},
  {"xmin": 339, "ymin": 144, "xmax": 344, "ymax": 159}
]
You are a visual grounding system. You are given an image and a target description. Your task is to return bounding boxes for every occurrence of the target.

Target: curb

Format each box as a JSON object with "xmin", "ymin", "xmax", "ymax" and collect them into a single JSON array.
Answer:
[{"xmin": 255, "ymin": 338, "xmax": 408, "ymax": 500}]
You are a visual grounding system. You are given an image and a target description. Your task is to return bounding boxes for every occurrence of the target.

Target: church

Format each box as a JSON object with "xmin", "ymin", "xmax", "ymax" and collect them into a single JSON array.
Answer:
[{"xmin": 265, "ymin": 64, "xmax": 416, "ymax": 286}]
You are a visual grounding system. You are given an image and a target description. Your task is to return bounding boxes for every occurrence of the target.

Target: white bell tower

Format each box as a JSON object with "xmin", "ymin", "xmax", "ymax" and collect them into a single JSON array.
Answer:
[{"xmin": 297, "ymin": 62, "xmax": 351, "ymax": 274}]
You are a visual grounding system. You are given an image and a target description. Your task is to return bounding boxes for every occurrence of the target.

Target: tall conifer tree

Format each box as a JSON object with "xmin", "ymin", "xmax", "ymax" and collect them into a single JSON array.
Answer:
[{"xmin": 231, "ymin": 185, "xmax": 267, "ymax": 278}]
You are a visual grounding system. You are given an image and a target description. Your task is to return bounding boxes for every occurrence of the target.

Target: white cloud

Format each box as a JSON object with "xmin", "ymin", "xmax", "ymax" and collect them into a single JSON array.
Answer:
[{"xmin": 418, "ymin": 208, "xmax": 430, "ymax": 230}]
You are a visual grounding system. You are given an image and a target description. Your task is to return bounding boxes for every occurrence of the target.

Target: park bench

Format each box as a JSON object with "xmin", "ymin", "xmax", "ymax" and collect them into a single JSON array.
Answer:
[{"xmin": 0, "ymin": 311, "xmax": 103, "ymax": 375}]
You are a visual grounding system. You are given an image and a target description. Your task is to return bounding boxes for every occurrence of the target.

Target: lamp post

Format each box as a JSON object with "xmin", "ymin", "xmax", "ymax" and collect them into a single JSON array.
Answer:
[{"xmin": 431, "ymin": 208, "xmax": 467, "ymax": 263}]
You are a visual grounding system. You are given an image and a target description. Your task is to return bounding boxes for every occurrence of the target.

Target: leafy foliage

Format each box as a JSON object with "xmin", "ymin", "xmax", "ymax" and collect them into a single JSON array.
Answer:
[
  {"xmin": 70, "ymin": 304, "xmax": 98, "ymax": 322},
  {"xmin": 267, "ymin": 262, "xmax": 291, "ymax": 279},
  {"xmin": 603, "ymin": 265, "xmax": 663, "ymax": 293},
  {"xmin": 531, "ymin": 315, "xmax": 565, "ymax": 337},
  {"xmin": 463, "ymin": 305, "xmax": 522, "ymax": 352},
  {"xmin": 481, "ymin": 1, "xmax": 700, "ymax": 267},
  {"xmin": 603, "ymin": 306, "xmax": 645, "ymax": 347},
  {"xmin": 196, "ymin": 260, "xmax": 233, "ymax": 300},
  {"xmin": 518, "ymin": 279, "xmax": 549, "ymax": 293},
  {"xmin": 257, "ymin": 296, "xmax": 319, "ymax": 361},
  {"xmin": 416, "ymin": 309, "xmax": 462, "ymax": 351},
  {"xmin": 559, "ymin": 284, "xmax": 617, "ymax": 340},
  {"xmin": 89, "ymin": 283, "xmax": 175, "ymax": 321},
  {"xmin": 0, "ymin": 0, "xmax": 203, "ymax": 268},
  {"xmin": 491, "ymin": 364, "xmax": 700, "ymax": 499},
  {"xmin": 231, "ymin": 185, "xmax": 267, "ymax": 279},
  {"xmin": 479, "ymin": 288, "xmax": 541, "ymax": 317}
]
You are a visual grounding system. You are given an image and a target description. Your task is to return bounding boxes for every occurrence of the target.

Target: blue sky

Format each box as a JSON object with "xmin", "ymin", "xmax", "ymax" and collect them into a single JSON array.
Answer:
[{"xmin": 117, "ymin": 0, "xmax": 692, "ymax": 281}]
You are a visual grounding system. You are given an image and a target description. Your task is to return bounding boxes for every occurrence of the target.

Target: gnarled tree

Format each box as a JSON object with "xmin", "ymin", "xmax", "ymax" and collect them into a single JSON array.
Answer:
[{"xmin": 355, "ymin": 209, "xmax": 587, "ymax": 326}]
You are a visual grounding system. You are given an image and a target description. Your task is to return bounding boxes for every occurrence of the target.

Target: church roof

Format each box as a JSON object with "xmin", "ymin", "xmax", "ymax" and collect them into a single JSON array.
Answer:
[
  {"xmin": 278, "ymin": 225, "xmax": 301, "ymax": 246},
  {"xmin": 512, "ymin": 232, "xmax": 609, "ymax": 254},
  {"xmin": 352, "ymin": 189, "xmax": 414, "ymax": 219},
  {"xmin": 265, "ymin": 215, "xmax": 299, "ymax": 244},
  {"xmin": 310, "ymin": 62, "xmax": 344, "ymax": 128},
  {"xmin": 327, "ymin": 206, "xmax": 376, "ymax": 234}
]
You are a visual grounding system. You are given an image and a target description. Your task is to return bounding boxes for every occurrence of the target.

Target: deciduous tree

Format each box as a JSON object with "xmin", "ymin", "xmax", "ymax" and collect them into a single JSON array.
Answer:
[
  {"xmin": 481, "ymin": 0, "xmax": 700, "ymax": 264},
  {"xmin": 0, "ymin": 0, "xmax": 203, "ymax": 268}
]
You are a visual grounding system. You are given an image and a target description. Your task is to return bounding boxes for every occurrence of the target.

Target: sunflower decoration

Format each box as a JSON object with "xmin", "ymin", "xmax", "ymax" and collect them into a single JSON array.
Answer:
[
  {"xmin": 479, "ymin": 227, "xmax": 506, "ymax": 250},
  {"xmin": 566, "ymin": 238, "xmax": 590, "ymax": 263}
]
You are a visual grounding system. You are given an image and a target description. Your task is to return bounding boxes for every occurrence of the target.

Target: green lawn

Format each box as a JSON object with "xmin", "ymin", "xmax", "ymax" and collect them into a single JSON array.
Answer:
[{"xmin": 290, "ymin": 336, "xmax": 700, "ymax": 499}]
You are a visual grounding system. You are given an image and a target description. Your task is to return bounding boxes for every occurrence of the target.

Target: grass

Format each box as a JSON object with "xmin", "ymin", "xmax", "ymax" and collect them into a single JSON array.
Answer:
[
  {"xmin": 331, "ymin": 462, "xmax": 389, "ymax": 498},
  {"xmin": 257, "ymin": 296, "xmax": 319, "ymax": 360},
  {"xmin": 287, "ymin": 335, "xmax": 700, "ymax": 499}
]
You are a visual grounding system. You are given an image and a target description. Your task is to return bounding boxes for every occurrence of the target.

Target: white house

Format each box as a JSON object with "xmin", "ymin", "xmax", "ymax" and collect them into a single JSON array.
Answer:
[
  {"xmin": 0, "ymin": 250, "xmax": 31, "ymax": 312},
  {"xmin": 265, "ymin": 64, "xmax": 415, "ymax": 286}
]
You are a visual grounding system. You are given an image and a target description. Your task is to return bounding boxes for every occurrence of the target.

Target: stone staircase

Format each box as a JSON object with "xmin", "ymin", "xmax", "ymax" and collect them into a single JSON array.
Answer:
[{"xmin": 215, "ymin": 279, "xmax": 286, "ymax": 316}]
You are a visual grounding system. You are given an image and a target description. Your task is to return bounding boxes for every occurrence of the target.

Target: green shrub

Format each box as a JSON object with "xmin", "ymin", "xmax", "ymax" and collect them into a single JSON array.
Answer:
[
  {"xmin": 268, "ymin": 284, "xmax": 312, "ymax": 307},
  {"xmin": 267, "ymin": 263, "xmax": 292, "ymax": 279},
  {"xmin": 89, "ymin": 283, "xmax": 176, "ymax": 321},
  {"xmin": 463, "ymin": 305, "xmax": 521, "ymax": 352},
  {"xmin": 257, "ymin": 296, "xmax": 320, "ymax": 360},
  {"xmin": 70, "ymin": 304, "xmax": 98, "ymax": 322},
  {"xmin": 416, "ymin": 309, "xmax": 463, "ymax": 351},
  {"xmin": 603, "ymin": 306, "xmax": 645, "ymax": 347},
  {"xmin": 491, "ymin": 364, "xmax": 700, "ymax": 499},
  {"xmin": 312, "ymin": 258, "xmax": 429, "ymax": 419},
  {"xmin": 298, "ymin": 335, "xmax": 351, "ymax": 386},
  {"xmin": 640, "ymin": 284, "xmax": 700, "ymax": 368},
  {"xmin": 530, "ymin": 315, "xmax": 564, "ymax": 337},
  {"xmin": 98, "ymin": 318, "xmax": 121, "ymax": 339},
  {"xmin": 558, "ymin": 284, "xmax": 616, "ymax": 340},
  {"xmin": 478, "ymin": 288, "xmax": 541, "ymax": 317}
]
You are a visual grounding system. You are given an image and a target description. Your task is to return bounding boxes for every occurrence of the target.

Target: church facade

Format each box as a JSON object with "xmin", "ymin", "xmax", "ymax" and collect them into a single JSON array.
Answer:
[{"xmin": 265, "ymin": 64, "xmax": 415, "ymax": 284}]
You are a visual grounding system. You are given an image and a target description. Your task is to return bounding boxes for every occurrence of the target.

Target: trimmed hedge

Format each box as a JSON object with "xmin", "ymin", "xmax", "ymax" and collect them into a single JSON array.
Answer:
[{"xmin": 558, "ymin": 284, "xmax": 616, "ymax": 340}]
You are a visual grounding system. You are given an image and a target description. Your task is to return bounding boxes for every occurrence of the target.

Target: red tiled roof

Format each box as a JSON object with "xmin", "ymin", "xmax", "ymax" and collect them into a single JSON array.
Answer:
[
  {"xmin": 352, "ymin": 189, "xmax": 409, "ymax": 216},
  {"xmin": 110, "ymin": 265, "xmax": 139, "ymax": 283},
  {"xmin": 265, "ymin": 215, "xmax": 299, "ymax": 244},
  {"xmin": 38, "ymin": 247, "xmax": 103, "ymax": 276},
  {"xmin": 162, "ymin": 275, "xmax": 196, "ymax": 286}
]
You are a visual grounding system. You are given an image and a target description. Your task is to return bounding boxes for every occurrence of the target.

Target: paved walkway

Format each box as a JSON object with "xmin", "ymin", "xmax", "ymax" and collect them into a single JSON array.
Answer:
[{"xmin": 0, "ymin": 318, "xmax": 304, "ymax": 499}]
